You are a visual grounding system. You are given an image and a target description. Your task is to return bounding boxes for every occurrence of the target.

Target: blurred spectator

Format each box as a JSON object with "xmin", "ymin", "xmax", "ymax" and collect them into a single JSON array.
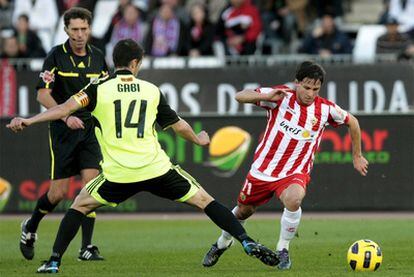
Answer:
[
  {"xmin": 110, "ymin": 4, "xmax": 145, "ymax": 45},
  {"xmin": 388, "ymin": 0, "xmax": 414, "ymax": 35},
  {"xmin": 398, "ymin": 43, "xmax": 414, "ymax": 60},
  {"xmin": 14, "ymin": 14, "xmax": 46, "ymax": 58},
  {"xmin": 206, "ymin": 0, "xmax": 228, "ymax": 24},
  {"xmin": 259, "ymin": 0, "xmax": 308, "ymax": 54},
  {"xmin": 188, "ymin": 2, "xmax": 214, "ymax": 56},
  {"xmin": 12, "ymin": 0, "xmax": 58, "ymax": 33},
  {"xmin": 378, "ymin": 0, "xmax": 391, "ymax": 24},
  {"xmin": 162, "ymin": 0, "xmax": 190, "ymax": 25},
  {"xmin": 216, "ymin": 0, "xmax": 262, "ymax": 55},
  {"xmin": 102, "ymin": 0, "xmax": 132, "ymax": 45},
  {"xmin": 376, "ymin": 17, "xmax": 411, "ymax": 54},
  {"xmin": 107, "ymin": 4, "xmax": 145, "ymax": 64},
  {"xmin": 186, "ymin": 0, "xmax": 228, "ymax": 24},
  {"xmin": 300, "ymin": 13, "xmax": 352, "ymax": 57},
  {"xmin": 1, "ymin": 36, "xmax": 23, "ymax": 58},
  {"xmin": 312, "ymin": 0, "xmax": 343, "ymax": 19},
  {"xmin": 56, "ymin": 0, "xmax": 97, "ymax": 16},
  {"xmin": 260, "ymin": 0, "xmax": 294, "ymax": 49},
  {"xmin": 145, "ymin": 3, "xmax": 189, "ymax": 56},
  {"xmin": 0, "ymin": 0, "xmax": 13, "ymax": 30},
  {"xmin": 286, "ymin": 0, "xmax": 309, "ymax": 37}
]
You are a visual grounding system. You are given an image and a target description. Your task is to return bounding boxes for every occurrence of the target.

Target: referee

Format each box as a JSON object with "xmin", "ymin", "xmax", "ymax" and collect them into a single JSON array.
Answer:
[
  {"xmin": 7, "ymin": 39, "xmax": 280, "ymax": 273},
  {"xmin": 19, "ymin": 7, "xmax": 107, "ymax": 261}
]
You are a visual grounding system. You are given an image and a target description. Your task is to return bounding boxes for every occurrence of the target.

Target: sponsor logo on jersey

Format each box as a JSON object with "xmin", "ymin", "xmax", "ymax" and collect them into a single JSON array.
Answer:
[
  {"xmin": 39, "ymin": 70, "xmax": 55, "ymax": 83},
  {"xmin": 279, "ymin": 120, "xmax": 315, "ymax": 140}
]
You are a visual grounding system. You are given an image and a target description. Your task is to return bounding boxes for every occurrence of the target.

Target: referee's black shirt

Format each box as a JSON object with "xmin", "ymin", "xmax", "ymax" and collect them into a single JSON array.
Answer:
[{"xmin": 37, "ymin": 39, "xmax": 108, "ymax": 121}]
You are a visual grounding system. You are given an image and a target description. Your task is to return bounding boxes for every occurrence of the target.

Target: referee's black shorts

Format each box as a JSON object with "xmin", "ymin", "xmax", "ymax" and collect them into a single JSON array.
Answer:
[
  {"xmin": 85, "ymin": 165, "xmax": 201, "ymax": 207},
  {"xmin": 48, "ymin": 120, "xmax": 102, "ymax": 180}
]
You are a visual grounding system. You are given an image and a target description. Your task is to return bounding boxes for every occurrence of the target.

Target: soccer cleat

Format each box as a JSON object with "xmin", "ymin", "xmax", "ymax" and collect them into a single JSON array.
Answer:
[
  {"xmin": 276, "ymin": 248, "xmax": 292, "ymax": 270},
  {"xmin": 202, "ymin": 240, "xmax": 233, "ymax": 267},
  {"xmin": 20, "ymin": 218, "xmax": 37, "ymax": 260},
  {"xmin": 242, "ymin": 240, "xmax": 280, "ymax": 267},
  {"xmin": 36, "ymin": 260, "xmax": 60, "ymax": 273},
  {"xmin": 78, "ymin": 245, "xmax": 104, "ymax": 261}
]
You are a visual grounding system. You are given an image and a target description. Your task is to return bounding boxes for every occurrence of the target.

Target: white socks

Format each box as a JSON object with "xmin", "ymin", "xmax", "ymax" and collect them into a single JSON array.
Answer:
[
  {"xmin": 217, "ymin": 206, "xmax": 245, "ymax": 249},
  {"xmin": 276, "ymin": 207, "xmax": 302, "ymax": 251}
]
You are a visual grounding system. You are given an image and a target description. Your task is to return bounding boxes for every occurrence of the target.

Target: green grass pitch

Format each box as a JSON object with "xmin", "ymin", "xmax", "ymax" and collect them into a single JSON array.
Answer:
[{"xmin": 0, "ymin": 217, "xmax": 413, "ymax": 276}]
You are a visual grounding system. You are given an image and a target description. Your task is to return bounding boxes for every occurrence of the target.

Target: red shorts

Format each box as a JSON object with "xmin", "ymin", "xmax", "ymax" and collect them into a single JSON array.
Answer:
[{"xmin": 237, "ymin": 173, "xmax": 310, "ymax": 206}]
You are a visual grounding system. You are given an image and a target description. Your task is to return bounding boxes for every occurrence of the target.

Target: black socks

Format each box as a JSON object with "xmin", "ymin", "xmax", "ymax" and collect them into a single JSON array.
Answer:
[
  {"xmin": 51, "ymin": 208, "xmax": 84, "ymax": 261},
  {"xmin": 204, "ymin": 200, "xmax": 250, "ymax": 243},
  {"xmin": 81, "ymin": 215, "xmax": 96, "ymax": 249},
  {"xmin": 27, "ymin": 193, "xmax": 57, "ymax": 233}
]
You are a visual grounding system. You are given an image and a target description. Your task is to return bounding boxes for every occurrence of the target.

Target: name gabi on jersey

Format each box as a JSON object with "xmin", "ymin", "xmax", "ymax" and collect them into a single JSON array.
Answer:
[
  {"xmin": 117, "ymin": 83, "xmax": 140, "ymax": 92},
  {"xmin": 279, "ymin": 120, "xmax": 315, "ymax": 140}
]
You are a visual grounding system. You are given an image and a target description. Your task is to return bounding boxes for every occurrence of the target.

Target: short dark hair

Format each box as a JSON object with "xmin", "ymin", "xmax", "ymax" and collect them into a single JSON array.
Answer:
[
  {"xmin": 295, "ymin": 61, "xmax": 326, "ymax": 83},
  {"xmin": 18, "ymin": 14, "xmax": 29, "ymax": 22},
  {"xmin": 113, "ymin": 39, "xmax": 144, "ymax": 67},
  {"xmin": 63, "ymin": 7, "xmax": 92, "ymax": 28}
]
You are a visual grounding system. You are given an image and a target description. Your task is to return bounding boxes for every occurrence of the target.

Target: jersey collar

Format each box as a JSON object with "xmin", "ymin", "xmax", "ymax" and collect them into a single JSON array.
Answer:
[{"xmin": 115, "ymin": 69, "xmax": 134, "ymax": 75}]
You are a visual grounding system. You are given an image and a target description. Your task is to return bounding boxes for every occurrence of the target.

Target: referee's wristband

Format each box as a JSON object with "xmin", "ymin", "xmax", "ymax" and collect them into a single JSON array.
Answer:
[{"xmin": 64, "ymin": 115, "xmax": 72, "ymax": 123}]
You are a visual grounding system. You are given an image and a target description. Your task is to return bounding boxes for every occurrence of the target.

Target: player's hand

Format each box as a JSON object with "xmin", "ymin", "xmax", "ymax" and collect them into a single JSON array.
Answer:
[
  {"xmin": 264, "ymin": 88, "xmax": 289, "ymax": 102},
  {"xmin": 353, "ymin": 155, "xmax": 369, "ymax": 176},
  {"xmin": 6, "ymin": 117, "xmax": 30, "ymax": 133},
  {"xmin": 65, "ymin": 115, "xmax": 84, "ymax": 130},
  {"xmin": 196, "ymin": 131, "xmax": 210, "ymax": 146}
]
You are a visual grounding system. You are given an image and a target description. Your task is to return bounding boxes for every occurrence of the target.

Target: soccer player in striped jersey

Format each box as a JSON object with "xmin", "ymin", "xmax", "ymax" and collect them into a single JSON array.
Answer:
[{"xmin": 202, "ymin": 61, "xmax": 369, "ymax": 270}]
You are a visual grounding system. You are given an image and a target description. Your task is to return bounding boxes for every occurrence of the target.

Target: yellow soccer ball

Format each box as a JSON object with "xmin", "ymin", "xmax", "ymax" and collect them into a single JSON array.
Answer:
[{"xmin": 347, "ymin": 239, "xmax": 383, "ymax": 271}]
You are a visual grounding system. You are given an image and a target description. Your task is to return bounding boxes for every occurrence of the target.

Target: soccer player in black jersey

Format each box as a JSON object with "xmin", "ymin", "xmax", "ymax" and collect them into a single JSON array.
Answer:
[{"xmin": 19, "ymin": 7, "xmax": 107, "ymax": 261}]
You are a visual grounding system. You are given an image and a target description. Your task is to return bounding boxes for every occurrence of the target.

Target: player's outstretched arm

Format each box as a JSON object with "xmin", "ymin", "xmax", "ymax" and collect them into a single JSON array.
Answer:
[
  {"xmin": 6, "ymin": 97, "xmax": 82, "ymax": 133},
  {"xmin": 347, "ymin": 113, "xmax": 369, "ymax": 176},
  {"xmin": 171, "ymin": 119, "xmax": 210, "ymax": 146},
  {"xmin": 38, "ymin": 88, "xmax": 85, "ymax": 130},
  {"xmin": 235, "ymin": 88, "xmax": 288, "ymax": 104}
]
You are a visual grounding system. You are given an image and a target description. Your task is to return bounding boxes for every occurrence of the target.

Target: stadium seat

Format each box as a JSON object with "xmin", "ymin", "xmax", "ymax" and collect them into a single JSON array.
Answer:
[
  {"xmin": 352, "ymin": 25, "xmax": 386, "ymax": 63},
  {"xmin": 37, "ymin": 29, "xmax": 53, "ymax": 53},
  {"xmin": 53, "ymin": 16, "xmax": 67, "ymax": 46},
  {"xmin": 91, "ymin": 0, "xmax": 118, "ymax": 39}
]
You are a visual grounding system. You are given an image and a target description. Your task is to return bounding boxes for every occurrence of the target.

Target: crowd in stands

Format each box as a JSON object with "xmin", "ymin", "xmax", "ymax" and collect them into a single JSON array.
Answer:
[{"xmin": 0, "ymin": 0, "xmax": 413, "ymax": 62}]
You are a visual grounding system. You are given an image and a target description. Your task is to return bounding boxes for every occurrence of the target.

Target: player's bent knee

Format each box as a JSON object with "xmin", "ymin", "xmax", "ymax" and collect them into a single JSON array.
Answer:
[
  {"xmin": 236, "ymin": 204, "xmax": 256, "ymax": 219},
  {"xmin": 186, "ymin": 189, "xmax": 214, "ymax": 210},
  {"xmin": 284, "ymin": 197, "xmax": 302, "ymax": 211},
  {"xmin": 70, "ymin": 189, "xmax": 101, "ymax": 214},
  {"xmin": 47, "ymin": 190, "xmax": 66, "ymax": 204}
]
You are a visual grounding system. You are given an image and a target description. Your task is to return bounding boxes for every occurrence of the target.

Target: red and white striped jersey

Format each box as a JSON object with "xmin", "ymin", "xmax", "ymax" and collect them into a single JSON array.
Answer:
[{"xmin": 250, "ymin": 85, "xmax": 349, "ymax": 181}]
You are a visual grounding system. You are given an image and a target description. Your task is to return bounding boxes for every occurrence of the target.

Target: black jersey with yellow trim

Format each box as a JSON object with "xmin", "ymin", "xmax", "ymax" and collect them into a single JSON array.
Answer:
[{"xmin": 37, "ymin": 39, "xmax": 108, "ymax": 121}]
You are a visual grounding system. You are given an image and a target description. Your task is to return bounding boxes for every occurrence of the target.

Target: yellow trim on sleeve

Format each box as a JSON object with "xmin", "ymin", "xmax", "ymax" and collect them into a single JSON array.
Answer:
[
  {"xmin": 45, "ymin": 67, "xmax": 57, "ymax": 89},
  {"xmin": 86, "ymin": 74, "xmax": 100, "ymax": 78},
  {"xmin": 58, "ymin": 71, "xmax": 79, "ymax": 77},
  {"xmin": 48, "ymin": 127, "xmax": 55, "ymax": 180}
]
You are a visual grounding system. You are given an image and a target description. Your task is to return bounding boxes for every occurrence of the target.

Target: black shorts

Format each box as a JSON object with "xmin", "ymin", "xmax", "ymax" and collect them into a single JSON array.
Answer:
[
  {"xmin": 49, "ymin": 120, "xmax": 102, "ymax": 180},
  {"xmin": 85, "ymin": 165, "xmax": 201, "ymax": 206}
]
